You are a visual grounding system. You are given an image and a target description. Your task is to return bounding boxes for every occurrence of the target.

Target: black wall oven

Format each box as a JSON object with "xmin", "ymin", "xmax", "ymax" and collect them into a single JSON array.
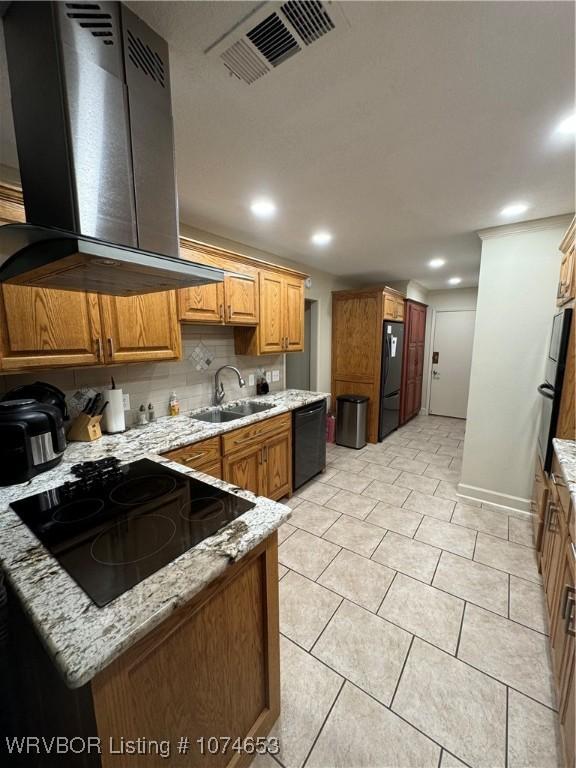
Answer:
[{"xmin": 537, "ymin": 307, "xmax": 572, "ymax": 472}]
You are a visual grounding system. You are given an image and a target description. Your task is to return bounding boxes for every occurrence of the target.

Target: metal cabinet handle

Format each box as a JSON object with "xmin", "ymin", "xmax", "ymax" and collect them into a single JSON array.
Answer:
[
  {"xmin": 95, "ymin": 338, "xmax": 103, "ymax": 362},
  {"xmin": 563, "ymin": 586, "xmax": 575, "ymax": 637},
  {"xmin": 546, "ymin": 501, "xmax": 559, "ymax": 532},
  {"xmin": 258, "ymin": 448, "xmax": 263, "ymax": 465},
  {"xmin": 227, "ymin": 304, "xmax": 231, "ymax": 320},
  {"xmin": 263, "ymin": 445, "xmax": 268, "ymax": 462},
  {"xmin": 107, "ymin": 337, "xmax": 114, "ymax": 357},
  {"xmin": 551, "ymin": 472, "xmax": 566, "ymax": 488},
  {"xmin": 219, "ymin": 304, "xmax": 224, "ymax": 320},
  {"xmin": 182, "ymin": 451, "xmax": 207, "ymax": 463}
]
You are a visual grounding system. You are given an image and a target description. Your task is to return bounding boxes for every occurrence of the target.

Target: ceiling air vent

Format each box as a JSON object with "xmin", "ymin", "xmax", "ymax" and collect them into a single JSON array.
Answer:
[
  {"xmin": 246, "ymin": 12, "xmax": 301, "ymax": 67},
  {"xmin": 221, "ymin": 40, "xmax": 270, "ymax": 85},
  {"xmin": 208, "ymin": 1, "xmax": 349, "ymax": 85},
  {"xmin": 127, "ymin": 28, "xmax": 166, "ymax": 87},
  {"xmin": 65, "ymin": 2, "xmax": 115, "ymax": 45},
  {"xmin": 281, "ymin": 0, "xmax": 335, "ymax": 45}
]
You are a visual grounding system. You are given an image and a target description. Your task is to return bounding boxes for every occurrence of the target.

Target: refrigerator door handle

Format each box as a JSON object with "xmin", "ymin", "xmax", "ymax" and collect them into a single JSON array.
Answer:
[{"xmin": 537, "ymin": 383, "xmax": 555, "ymax": 400}]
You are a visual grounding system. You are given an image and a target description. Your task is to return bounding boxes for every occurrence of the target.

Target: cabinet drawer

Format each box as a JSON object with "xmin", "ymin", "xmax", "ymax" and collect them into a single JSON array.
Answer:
[
  {"xmin": 223, "ymin": 413, "xmax": 291, "ymax": 456},
  {"xmin": 163, "ymin": 437, "xmax": 221, "ymax": 470},
  {"xmin": 551, "ymin": 454, "xmax": 571, "ymax": 526}
]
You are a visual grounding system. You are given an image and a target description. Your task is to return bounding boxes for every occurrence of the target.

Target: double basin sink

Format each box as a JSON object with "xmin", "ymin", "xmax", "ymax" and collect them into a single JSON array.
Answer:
[{"xmin": 191, "ymin": 401, "xmax": 274, "ymax": 424}]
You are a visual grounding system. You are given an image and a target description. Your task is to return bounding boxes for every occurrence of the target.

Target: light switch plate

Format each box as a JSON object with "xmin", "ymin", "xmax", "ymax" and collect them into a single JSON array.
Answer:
[
  {"xmin": 122, "ymin": 393, "xmax": 130, "ymax": 410},
  {"xmin": 272, "ymin": 370, "xmax": 280, "ymax": 382},
  {"xmin": 265, "ymin": 370, "xmax": 272, "ymax": 383},
  {"xmin": 248, "ymin": 374, "xmax": 255, "ymax": 386}
]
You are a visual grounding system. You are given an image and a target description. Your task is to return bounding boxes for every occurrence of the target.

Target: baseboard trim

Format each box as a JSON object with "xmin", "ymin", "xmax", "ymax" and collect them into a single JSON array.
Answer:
[{"xmin": 457, "ymin": 482, "xmax": 532, "ymax": 516}]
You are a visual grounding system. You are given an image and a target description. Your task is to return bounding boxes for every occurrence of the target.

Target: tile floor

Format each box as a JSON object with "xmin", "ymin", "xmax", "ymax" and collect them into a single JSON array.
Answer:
[{"xmin": 263, "ymin": 414, "xmax": 563, "ymax": 768}]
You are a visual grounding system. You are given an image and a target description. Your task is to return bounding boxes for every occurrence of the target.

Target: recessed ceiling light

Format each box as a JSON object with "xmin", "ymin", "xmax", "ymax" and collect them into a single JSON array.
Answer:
[
  {"xmin": 500, "ymin": 202, "xmax": 529, "ymax": 217},
  {"xmin": 429, "ymin": 258, "xmax": 446, "ymax": 269},
  {"xmin": 448, "ymin": 277, "xmax": 462, "ymax": 285},
  {"xmin": 311, "ymin": 231, "xmax": 333, "ymax": 246},
  {"xmin": 250, "ymin": 198, "xmax": 276, "ymax": 219},
  {"xmin": 556, "ymin": 113, "xmax": 576, "ymax": 135}
]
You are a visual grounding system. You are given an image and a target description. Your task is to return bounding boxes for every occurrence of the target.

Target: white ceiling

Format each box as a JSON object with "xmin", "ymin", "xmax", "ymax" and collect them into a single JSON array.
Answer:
[{"xmin": 1, "ymin": 1, "xmax": 574, "ymax": 288}]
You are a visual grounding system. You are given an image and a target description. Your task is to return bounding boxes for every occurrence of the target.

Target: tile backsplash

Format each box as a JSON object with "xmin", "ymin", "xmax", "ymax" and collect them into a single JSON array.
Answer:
[{"xmin": 0, "ymin": 326, "xmax": 285, "ymax": 427}]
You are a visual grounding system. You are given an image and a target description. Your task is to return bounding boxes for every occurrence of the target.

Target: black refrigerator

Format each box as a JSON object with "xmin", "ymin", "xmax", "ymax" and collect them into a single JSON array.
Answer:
[{"xmin": 379, "ymin": 321, "xmax": 404, "ymax": 441}]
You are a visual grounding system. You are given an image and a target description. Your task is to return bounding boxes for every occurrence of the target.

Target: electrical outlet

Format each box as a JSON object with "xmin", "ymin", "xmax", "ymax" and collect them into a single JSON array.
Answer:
[
  {"xmin": 248, "ymin": 374, "xmax": 255, "ymax": 386},
  {"xmin": 122, "ymin": 393, "xmax": 130, "ymax": 410},
  {"xmin": 272, "ymin": 369, "xmax": 280, "ymax": 382},
  {"xmin": 265, "ymin": 370, "xmax": 272, "ymax": 383}
]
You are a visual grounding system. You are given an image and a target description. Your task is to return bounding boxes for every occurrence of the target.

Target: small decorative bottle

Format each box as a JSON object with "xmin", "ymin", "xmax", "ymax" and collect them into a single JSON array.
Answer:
[
  {"xmin": 147, "ymin": 402, "xmax": 156, "ymax": 422},
  {"xmin": 169, "ymin": 391, "xmax": 180, "ymax": 416},
  {"xmin": 137, "ymin": 403, "xmax": 147, "ymax": 426}
]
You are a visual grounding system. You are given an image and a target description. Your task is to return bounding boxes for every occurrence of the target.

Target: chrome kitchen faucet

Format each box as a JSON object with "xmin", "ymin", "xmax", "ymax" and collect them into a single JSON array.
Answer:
[{"xmin": 214, "ymin": 366, "xmax": 246, "ymax": 405}]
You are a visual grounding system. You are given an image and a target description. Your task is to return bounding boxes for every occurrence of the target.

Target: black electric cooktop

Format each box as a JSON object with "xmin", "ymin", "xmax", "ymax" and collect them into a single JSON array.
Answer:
[{"xmin": 10, "ymin": 457, "xmax": 255, "ymax": 607}]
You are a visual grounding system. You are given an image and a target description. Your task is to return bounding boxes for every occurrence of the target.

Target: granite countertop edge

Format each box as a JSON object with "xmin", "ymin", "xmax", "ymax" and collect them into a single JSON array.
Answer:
[
  {"xmin": 552, "ymin": 437, "xmax": 576, "ymax": 509},
  {"xmin": 0, "ymin": 390, "xmax": 330, "ymax": 689}
]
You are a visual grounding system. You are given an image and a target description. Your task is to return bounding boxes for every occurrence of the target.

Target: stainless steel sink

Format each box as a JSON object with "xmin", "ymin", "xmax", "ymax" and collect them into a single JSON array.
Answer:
[
  {"xmin": 224, "ymin": 401, "xmax": 274, "ymax": 416},
  {"xmin": 191, "ymin": 410, "xmax": 242, "ymax": 424}
]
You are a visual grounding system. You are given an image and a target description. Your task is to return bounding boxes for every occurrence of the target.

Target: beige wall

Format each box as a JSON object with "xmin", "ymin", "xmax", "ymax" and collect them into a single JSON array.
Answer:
[
  {"xmin": 180, "ymin": 223, "xmax": 357, "ymax": 394},
  {"xmin": 459, "ymin": 216, "xmax": 570, "ymax": 512}
]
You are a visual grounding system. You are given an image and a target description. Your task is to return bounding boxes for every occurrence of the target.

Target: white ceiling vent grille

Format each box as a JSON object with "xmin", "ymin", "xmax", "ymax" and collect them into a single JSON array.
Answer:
[{"xmin": 208, "ymin": 1, "xmax": 349, "ymax": 85}]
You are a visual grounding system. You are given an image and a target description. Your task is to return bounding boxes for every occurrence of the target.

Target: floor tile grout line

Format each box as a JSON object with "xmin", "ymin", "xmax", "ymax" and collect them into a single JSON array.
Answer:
[
  {"xmin": 505, "ymin": 686, "xmax": 509, "ymax": 768},
  {"xmin": 507, "ymin": 573, "xmax": 511, "ymax": 619},
  {"xmin": 308, "ymin": 594, "xmax": 345, "ymax": 656},
  {"xmin": 375, "ymin": 569, "xmax": 398, "ymax": 615},
  {"xmin": 455, "ymin": 601, "xmax": 467, "ymax": 657},
  {"xmin": 301, "ymin": 678, "xmax": 346, "ymax": 768},
  {"xmin": 389, "ymin": 633, "xmax": 416, "ymax": 711}
]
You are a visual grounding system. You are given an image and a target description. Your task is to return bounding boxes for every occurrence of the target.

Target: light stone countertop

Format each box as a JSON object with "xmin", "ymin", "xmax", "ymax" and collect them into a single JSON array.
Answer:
[
  {"xmin": 0, "ymin": 389, "xmax": 329, "ymax": 688},
  {"xmin": 553, "ymin": 437, "xmax": 576, "ymax": 510}
]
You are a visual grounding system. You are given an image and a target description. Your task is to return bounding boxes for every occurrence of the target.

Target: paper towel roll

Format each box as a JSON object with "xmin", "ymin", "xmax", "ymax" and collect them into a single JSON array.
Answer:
[{"xmin": 102, "ymin": 389, "xmax": 125, "ymax": 433}]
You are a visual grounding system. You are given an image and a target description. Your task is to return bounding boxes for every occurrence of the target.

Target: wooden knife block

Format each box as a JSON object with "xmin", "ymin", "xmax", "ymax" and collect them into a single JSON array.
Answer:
[{"xmin": 68, "ymin": 413, "xmax": 103, "ymax": 442}]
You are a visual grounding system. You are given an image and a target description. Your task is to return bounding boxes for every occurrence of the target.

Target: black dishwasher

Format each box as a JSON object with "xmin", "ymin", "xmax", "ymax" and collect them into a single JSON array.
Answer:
[{"xmin": 293, "ymin": 399, "xmax": 327, "ymax": 490}]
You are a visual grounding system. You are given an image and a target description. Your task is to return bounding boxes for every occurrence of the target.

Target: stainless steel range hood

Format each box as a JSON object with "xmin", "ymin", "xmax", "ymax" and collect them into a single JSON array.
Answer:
[{"xmin": 0, "ymin": 1, "xmax": 223, "ymax": 296}]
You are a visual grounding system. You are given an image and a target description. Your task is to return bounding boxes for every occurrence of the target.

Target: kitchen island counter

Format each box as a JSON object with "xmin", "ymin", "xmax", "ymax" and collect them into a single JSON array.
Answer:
[{"xmin": 0, "ymin": 389, "xmax": 328, "ymax": 689}]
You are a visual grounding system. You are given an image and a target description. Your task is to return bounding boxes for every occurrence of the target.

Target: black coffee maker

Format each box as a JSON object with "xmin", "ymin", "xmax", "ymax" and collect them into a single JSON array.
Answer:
[{"xmin": 0, "ymin": 384, "xmax": 67, "ymax": 486}]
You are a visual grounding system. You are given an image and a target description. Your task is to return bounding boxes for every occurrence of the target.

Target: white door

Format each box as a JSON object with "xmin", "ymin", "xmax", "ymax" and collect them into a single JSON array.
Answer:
[{"xmin": 429, "ymin": 310, "xmax": 476, "ymax": 419}]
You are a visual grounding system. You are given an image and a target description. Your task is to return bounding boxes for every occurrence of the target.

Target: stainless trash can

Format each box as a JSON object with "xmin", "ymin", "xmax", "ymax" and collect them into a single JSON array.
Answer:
[{"xmin": 336, "ymin": 394, "xmax": 368, "ymax": 449}]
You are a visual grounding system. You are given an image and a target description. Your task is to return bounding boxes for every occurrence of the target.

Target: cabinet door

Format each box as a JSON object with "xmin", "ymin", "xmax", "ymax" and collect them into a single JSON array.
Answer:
[
  {"xmin": 0, "ymin": 285, "xmax": 103, "ymax": 370},
  {"xmin": 259, "ymin": 272, "xmax": 285, "ymax": 354},
  {"xmin": 222, "ymin": 444, "xmax": 263, "ymax": 496},
  {"xmin": 99, "ymin": 292, "xmax": 182, "ymax": 364},
  {"xmin": 284, "ymin": 277, "xmax": 304, "ymax": 352},
  {"xmin": 383, "ymin": 294, "xmax": 396, "ymax": 320},
  {"xmin": 541, "ymin": 496, "xmax": 564, "ymax": 615},
  {"xmin": 396, "ymin": 298, "xmax": 405, "ymax": 321},
  {"xmin": 225, "ymin": 274, "xmax": 258, "ymax": 325},
  {"xmin": 263, "ymin": 429, "xmax": 292, "ymax": 500},
  {"xmin": 179, "ymin": 282, "xmax": 224, "ymax": 324}
]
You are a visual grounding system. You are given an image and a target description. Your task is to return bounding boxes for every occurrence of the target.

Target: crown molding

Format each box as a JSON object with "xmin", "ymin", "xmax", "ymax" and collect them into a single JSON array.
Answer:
[{"xmin": 477, "ymin": 213, "xmax": 574, "ymax": 241}]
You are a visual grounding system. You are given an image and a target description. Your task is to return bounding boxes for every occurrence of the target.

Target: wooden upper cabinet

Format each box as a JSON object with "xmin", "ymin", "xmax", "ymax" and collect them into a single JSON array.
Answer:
[
  {"xmin": 259, "ymin": 271, "xmax": 285, "ymax": 353},
  {"xmin": 178, "ymin": 245, "xmax": 258, "ymax": 326},
  {"xmin": 284, "ymin": 277, "xmax": 304, "ymax": 351},
  {"xmin": 383, "ymin": 291, "xmax": 405, "ymax": 321},
  {"xmin": 99, "ymin": 292, "xmax": 182, "ymax": 364},
  {"xmin": 224, "ymin": 274, "xmax": 258, "ymax": 325},
  {"xmin": 558, "ymin": 217, "xmax": 575, "ymax": 306},
  {"xmin": 0, "ymin": 285, "xmax": 103, "ymax": 370},
  {"xmin": 179, "ymin": 281, "xmax": 224, "ymax": 324}
]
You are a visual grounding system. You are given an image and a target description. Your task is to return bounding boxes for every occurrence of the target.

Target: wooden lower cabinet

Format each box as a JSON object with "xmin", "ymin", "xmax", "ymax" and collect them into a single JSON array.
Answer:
[
  {"xmin": 7, "ymin": 535, "xmax": 280, "ymax": 768},
  {"xmin": 223, "ymin": 444, "xmax": 262, "ymax": 496},
  {"xmin": 222, "ymin": 413, "xmax": 292, "ymax": 500},
  {"xmin": 162, "ymin": 437, "xmax": 222, "ymax": 479},
  {"xmin": 532, "ymin": 456, "xmax": 549, "ymax": 558},
  {"xmin": 535, "ymin": 457, "xmax": 575, "ymax": 768}
]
